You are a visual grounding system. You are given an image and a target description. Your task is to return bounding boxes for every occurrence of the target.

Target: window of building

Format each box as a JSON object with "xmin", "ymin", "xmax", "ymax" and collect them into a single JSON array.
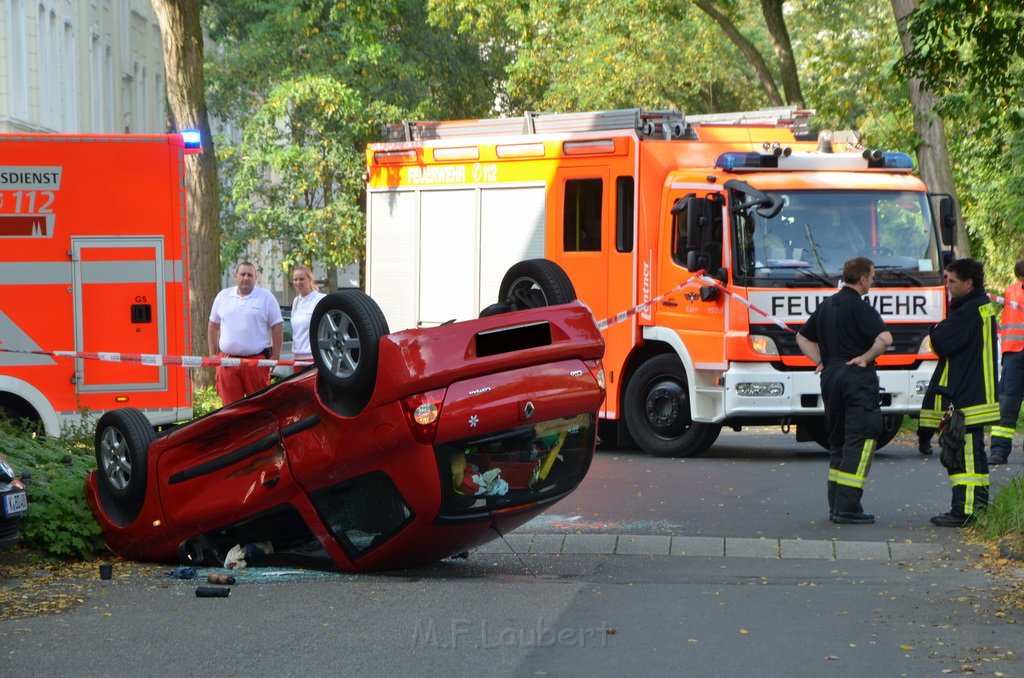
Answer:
[
  {"xmin": 38, "ymin": 5, "xmax": 61, "ymax": 130},
  {"xmin": 62, "ymin": 20, "xmax": 78, "ymax": 129},
  {"xmin": 563, "ymin": 178, "xmax": 602, "ymax": 252},
  {"xmin": 90, "ymin": 31, "xmax": 104, "ymax": 131},
  {"xmin": 8, "ymin": 0, "xmax": 29, "ymax": 120}
]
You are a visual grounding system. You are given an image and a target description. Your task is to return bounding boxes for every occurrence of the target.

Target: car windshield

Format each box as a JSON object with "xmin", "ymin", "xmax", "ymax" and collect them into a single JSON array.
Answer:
[{"xmin": 732, "ymin": 189, "xmax": 943, "ymax": 286}]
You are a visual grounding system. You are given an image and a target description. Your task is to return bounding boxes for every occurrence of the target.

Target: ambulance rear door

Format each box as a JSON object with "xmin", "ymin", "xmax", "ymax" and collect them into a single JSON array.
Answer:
[{"xmin": 71, "ymin": 237, "xmax": 168, "ymax": 393}]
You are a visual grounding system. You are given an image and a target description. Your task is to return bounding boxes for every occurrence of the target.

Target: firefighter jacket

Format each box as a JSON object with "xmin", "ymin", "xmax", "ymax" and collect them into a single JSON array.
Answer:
[
  {"xmin": 920, "ymin": 287, "xmax": 1000, "ymax": 428},
  {"xmin": 1000, "ymin": 282, "xmax": 1024, "ymax": 354}
]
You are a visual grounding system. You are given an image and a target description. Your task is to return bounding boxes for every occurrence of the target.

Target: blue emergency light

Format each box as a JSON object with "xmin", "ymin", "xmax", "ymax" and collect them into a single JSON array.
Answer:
[
  {"xmin": 181, "ymin": 129, "xmax": 202, "ymax": 149},
  {"xmin": 881, "ymin": 152, "xmax": 914, "ymax": 169},
  {"xmin": 714, "ymin": 152, "xmax": 764, "ymax": 170}
]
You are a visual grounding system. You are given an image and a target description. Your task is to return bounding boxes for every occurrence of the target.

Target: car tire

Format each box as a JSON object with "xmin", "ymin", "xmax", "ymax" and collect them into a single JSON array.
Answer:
[
  {"xmin": 95, "ymin": 408, "xmax": 154, "ymax": 520},
  {"xmin": 624, "ymin": 354, "xmax": 721, "ymax": 457},
  {"xmin": 311, "ymin": 290, "xmax": 389, "ymax": 412},
  {"xmin": 498, "ymin": 259, "xmax": 577, "ymax": 311}
]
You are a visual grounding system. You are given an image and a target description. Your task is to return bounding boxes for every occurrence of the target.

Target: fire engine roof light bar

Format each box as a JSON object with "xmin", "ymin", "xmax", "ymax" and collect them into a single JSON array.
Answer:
[{"xmin": 716, "ymin": 150, "xmax": 915, "ymax": 173}]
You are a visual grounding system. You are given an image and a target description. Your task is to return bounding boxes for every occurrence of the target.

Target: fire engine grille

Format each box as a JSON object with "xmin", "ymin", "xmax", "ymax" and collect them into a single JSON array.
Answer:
[{"xmin": 753, "ymin": 323, "xmax": 933, "ymax": 361}]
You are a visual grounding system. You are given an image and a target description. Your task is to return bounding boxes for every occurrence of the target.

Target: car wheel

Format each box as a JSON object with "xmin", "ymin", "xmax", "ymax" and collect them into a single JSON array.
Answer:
[
  {"xmin": 624, "ymin": 354, "xmax": 721, "ymax": 457},
  {"xmin": 498, "ymin": 259, "xmax": 577, "ymax": 311},
  {"xmin": 95, "ymin": 408, "xmax": 154, "ymax": 519},
  {"xmin": 311, "ymin": 290, "xmax": 389, "ymax": 411}
]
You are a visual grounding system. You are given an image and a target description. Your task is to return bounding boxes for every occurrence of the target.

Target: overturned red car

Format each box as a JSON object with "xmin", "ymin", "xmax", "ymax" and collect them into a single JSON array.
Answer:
[{"xmin": 86, "ymin": 260, "xmax": 605, "ymax": 571}]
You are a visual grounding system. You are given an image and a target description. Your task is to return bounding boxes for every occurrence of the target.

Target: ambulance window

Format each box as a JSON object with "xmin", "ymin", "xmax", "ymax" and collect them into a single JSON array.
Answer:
[
  {"xmin": 563, "ymin": 179, "xmax": 602, "ymax": 252},
  {"xmin": 615, "ymin": 176, "xmax": 634, "ymax": 252}
]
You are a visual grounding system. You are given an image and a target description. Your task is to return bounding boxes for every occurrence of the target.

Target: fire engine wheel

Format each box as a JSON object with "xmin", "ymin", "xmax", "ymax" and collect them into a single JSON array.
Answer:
[
  {"xmin": 803, "ymin": 414, "xmax": 903, "ymax": 451},
  {"xmin": 311, "ymin": 290, "xmax": 389, "ymax": 411},
  {"xmin": 94, "ymin": 408, "xmax": 154, "ymax": 520},
  {"xmin": 498, "ymin": 259, "xmax": 577, "ymax": 311},
  {"xmin": 624, "ymin": 354, "xmax": 722, "ymax": 457}
]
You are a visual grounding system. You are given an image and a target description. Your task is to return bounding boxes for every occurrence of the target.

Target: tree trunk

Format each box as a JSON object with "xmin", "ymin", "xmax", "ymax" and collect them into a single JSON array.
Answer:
[
  {"xmin": 891, "ymin": 0, "xmax": 968, "ymax": 257},
  {"xmin": 694, "ymin": 0, "xmax": 784, "ymax": 107},
  {"xmin": 760, "ymin": 0, "xmax": 804, "ymax": 107},
  {"xmin": 150, "ymin": 0, "xmax": 221, "ymax": 387}
]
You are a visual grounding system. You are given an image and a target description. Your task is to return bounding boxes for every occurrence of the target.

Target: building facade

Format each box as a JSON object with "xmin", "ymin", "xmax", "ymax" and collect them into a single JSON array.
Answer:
[{"xmin": 1, "ymin": 0, "xmax": 166, "ymax": 134}]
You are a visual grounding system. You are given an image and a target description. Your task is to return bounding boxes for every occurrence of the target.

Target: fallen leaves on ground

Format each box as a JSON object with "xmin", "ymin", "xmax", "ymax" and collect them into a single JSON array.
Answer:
[{"xmin": 0, "ymin": 550, "xmax": 158, "ymax": 621}]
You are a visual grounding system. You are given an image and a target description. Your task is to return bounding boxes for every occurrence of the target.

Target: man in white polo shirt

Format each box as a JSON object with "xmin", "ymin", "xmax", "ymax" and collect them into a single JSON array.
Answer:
[{"xmin": 208, "ymin": 261, "xmax": 284, "ymax": 404}]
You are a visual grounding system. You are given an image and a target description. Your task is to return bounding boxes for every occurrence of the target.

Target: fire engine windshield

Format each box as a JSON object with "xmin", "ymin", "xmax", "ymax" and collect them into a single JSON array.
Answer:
[{"xmin": 732, "ymin": 189, "xmax": 943, "ymax": 286}]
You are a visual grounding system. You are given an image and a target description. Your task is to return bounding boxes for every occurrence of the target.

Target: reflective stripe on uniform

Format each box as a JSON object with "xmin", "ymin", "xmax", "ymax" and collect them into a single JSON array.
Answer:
[
  {"xmin": 992, "ymin": 425, "xmax": 1015, "ymax": 440},
  {"xmin": 951, "ymin": 434, "xmax": 989, "ymax": 515},
  {"xmin": 950, "ymin": 474, "xmax": 989, "ymax": 486},
  {"xmin": 980, "ymin": 303, "xmax": 999, "ymax": 407},
  {"xmin": 828, "ymin": 439, "xmax": 875, "ymax": 489},
  {"xmin": 920, "ymin": 406, "xmax": 944, "ymax": 428},
  {"xmin": 962, "ymin": 402, "xmax": 1001, "ymax": 426}
]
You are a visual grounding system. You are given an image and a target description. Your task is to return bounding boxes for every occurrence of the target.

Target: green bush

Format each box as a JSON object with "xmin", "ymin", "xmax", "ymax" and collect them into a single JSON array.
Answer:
[
  {"xmin": 0, "ymin": 391, "xmax": 224, "ymax": 561},
  {"xmin": 192, "ymin": 386, "xmax": 223, "ymax": 417},
  {"xmin": 0, "ymin": 419, "xmax": 104, "ymax": 560},
  {"xmin": 975, "ymin": 475, "xmax": 1024, "ymax": 554}
]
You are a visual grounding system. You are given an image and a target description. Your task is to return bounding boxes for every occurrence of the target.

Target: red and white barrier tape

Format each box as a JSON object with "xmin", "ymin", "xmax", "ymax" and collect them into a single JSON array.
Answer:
[
  {"xmin": 595, "ymin": 280, "xmax": 1021, "ymax": 335},
  {"xmin": 1, "ymin": 288, "xmax": 1018, "ymax": 366},
  {"xmin": 698, "ymin": 276, "xmax": 793, "ymax": 332},
  {"xmin": 0, "ymin": 346, "xmax": 312, "ymax": 368},
  {"xmin": 989, "ymin": 293, "xmax": 1024, "ymax": 313},
  {"xmin": 593, "ymin": 271, "xmax": 705, "ymax": 330},
  {"xmin": 593, "ymin": 270, "xmax": 791, "ymax": 332}
]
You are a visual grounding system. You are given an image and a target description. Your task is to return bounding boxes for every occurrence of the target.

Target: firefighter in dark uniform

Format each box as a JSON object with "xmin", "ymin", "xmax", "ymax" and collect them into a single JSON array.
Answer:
[
  {"xmin": 923, "ymin": 258, "xmax": 1000, "ymax": 527},
  {"xmin": 797, "ymin": 257, "xmax": 893, "ymax": 524}
]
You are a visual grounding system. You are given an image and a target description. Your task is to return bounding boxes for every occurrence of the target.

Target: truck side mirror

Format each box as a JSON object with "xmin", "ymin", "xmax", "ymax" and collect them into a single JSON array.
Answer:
[
  {"xmin": 685, "ymin": 196, "xmax": 709, "ymax": 248},
  {"xmin": 687, "ymin": 250, "xmax": 703, "ymax": 271},
  {"xmin": 938, "ymin": 195, "xmax": 956, "ymax": 247}
]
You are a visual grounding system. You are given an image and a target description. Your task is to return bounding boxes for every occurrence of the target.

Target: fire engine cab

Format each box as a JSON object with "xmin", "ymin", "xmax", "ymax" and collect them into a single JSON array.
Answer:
[
  {"xmin": 0, "ymin": 133, "xmax": 198, "ymax": 436},
  {"xmin": 364, "ymin": 108, "xmax": 954, "ymax": 457}
]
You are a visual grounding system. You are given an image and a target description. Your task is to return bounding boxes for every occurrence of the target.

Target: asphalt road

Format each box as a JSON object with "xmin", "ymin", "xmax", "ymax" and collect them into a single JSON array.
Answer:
[
  {"xmin": 2, "ymin": 430, "xmax": 1022, "ymax": 678},
  {"xmin": 540, "ymin": 427, "xmax": 1012, "ymax": 543}
]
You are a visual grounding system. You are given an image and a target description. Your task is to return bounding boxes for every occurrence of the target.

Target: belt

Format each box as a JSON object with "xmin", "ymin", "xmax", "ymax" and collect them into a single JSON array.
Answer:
[{"xmin": 223, "ymin": 349, "xmax": 271, "ymax": 359}]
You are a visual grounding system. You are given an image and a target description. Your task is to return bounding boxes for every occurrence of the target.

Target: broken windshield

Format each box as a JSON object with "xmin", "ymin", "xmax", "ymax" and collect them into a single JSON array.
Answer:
[{"xmin": 732, "ymin": 189, "xmax": 942, "ymax": 285}]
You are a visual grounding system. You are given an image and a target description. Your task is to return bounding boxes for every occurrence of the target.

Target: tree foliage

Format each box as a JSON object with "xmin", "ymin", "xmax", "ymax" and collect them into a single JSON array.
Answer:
[
  {"xmin": 204, "ymin": 0, "xmax": 501, "ymax": 278},
  {"xmin": 895, "ymin": 0, "xmax": 1024, "ymax": 283},
  {"xmin": 897, "ymin": 0, "xmax": 1024, "ymax": 113},
  {"xmin": 428, "ymin": 0, "xmax": 774, "ymax": 114},
  {"xmin": 199, "ymin": 0, "xmax": 1021, "ymax": 288},
  {"xmin": 222, "ymin": 76, "xmax": 395, "ymax": 274}
]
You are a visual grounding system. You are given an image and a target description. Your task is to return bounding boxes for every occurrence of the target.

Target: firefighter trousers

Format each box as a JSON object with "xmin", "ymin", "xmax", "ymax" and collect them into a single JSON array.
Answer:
[
  {"xmin": 947, "ymin": 426, "xmax": 990, "ymax": 517},
  {"xmin": 821, "ymin": 365, "xmax": 882, "ymax": 516},
  {"xmin": 991, "ymin": 350, "xmax": 1024, "ymax": 458}
]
